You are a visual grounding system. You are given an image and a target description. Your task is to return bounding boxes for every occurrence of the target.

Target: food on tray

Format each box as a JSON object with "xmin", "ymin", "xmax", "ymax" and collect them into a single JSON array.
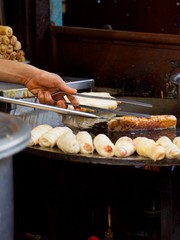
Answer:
[
  {"xmin": 76, "ymin": 131, "xmax": 94, "ymax": 154},
  {"xmin": 65, "ymin": 92, "xmax": 118, "ymax": 112},
  {"xmin": 133, "ymin": 137, "xmax": 166, "ymax": 161},
  {"xmin": 108, "ymin": 115, "xmax": 177, "ymax": 131},
  {"xmin": 57, "ymin": 131, "xmax": 80, "ymax": 154},
  {"xmin": 39, "ymin": 126, "xmax": 72, "ymax": 148},
  {"xmin": 0, "ymin": 25, "xmax": 25, "ymax": 61},
  {"xmin": 156, "ymin": 136, "xmax": 180, "ymax": 159},
  {"xmin": 173, "ymin": 137, "xmax": 180, "ymax": 149},
  {"xmin": 94, "ymin": 134, "xmax": 114, "ymax": 157},
  {"xmin": 28, "ymin": 124, "xmax": 52, "ymax": 146},
  {"xmin": 114, "ymin": 136, "xmax": 135, "ymax": 157}
]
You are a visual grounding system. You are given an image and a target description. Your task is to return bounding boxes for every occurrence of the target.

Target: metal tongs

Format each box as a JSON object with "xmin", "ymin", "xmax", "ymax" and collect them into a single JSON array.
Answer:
[
  {"xmin": 0, "ymin": 91, "xmax": 152, "ymax": 118},
  {"xmin": 52, "ymin": 91, "xmax": 152, "ymax": 118}
]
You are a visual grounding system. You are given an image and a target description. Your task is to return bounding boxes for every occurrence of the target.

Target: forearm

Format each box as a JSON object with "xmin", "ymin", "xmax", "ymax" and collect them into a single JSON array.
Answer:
[{"xmin": 0, "ymin": 59, "xmax": 40, "ymax": 85}]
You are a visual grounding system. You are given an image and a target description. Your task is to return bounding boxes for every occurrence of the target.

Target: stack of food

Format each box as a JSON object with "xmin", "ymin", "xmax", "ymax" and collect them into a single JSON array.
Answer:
[{"xmin": 0, "ymin": 25, "xmax": 25, "ymax": 62}]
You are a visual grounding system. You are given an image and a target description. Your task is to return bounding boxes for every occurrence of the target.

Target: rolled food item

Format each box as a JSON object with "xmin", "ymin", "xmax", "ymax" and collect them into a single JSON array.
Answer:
[
  {"xmin": 1, "ymin": 35, "xmax": 9, "ymax": 45},
  {"xmin": 0, "ymin": 44, "xmax": 7, "ymax": 54},
  {"xmin": 6, "ymin": 44, "xmax": 13, "ymax": 53},
  {"xmin": 114, "ymin": 136, "xmax": 135, "ymax": 157},
  {"xmin": 13, "ymin": 40, "xmax": 21, "ymax": 51},
  {"xmin": 76, "ymin": 131, "xmax": 94, "ymax": 154},
  {"xmin": 57, "ymin": 131, "xmax": 80, "ymax": 154},
  {"xmin": 28, "ymin": 124, "xmax": 53, "ymax": 146},
  {"xmin": 39, "ymin": 126, "xmax": 72, "ymax": 148},
  {"xmin": 9, "ymin": 51, "xmax": 17, "ymax": 60},
  {"xmin": 173, "ymin": 136, "xmax": 180, "ymax": 149},
  {"xmin": 2, "ymin": 53, "xmax": 9, "ymax": 59},
  {"xmin": 133, "ymin": 137, "xmax": 165, "ymax": 161},
  {"xmin": 9, "ymin": 35, "xmax": 17, "ymax": 45},
  {"xmin": 94, "ymin": 134, "xmax": 114, "ymax": 157},
  {"xmin": 0, "ymin": 25, "xmax": 13, "ymax": 37},
  {"xmin": 156, "ymin": 136, "xmax": 180, "ymax": 159}
]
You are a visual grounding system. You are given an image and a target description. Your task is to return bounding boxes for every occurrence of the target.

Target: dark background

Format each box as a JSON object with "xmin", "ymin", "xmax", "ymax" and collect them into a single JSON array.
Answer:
[{"xmin": 2, "ymin": 0, "xmax": 180, "ymax": 70}]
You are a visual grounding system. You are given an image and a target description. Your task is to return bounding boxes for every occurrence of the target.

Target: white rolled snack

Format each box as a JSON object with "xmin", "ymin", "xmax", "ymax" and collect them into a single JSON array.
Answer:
[
  {"xmin": 133, "ymin": 137, "xmax": 165, "ymax": 161},
  {"xmin": 94, "ymin": 134, "xmax": 114, "ymax": 157},
  {"xmin": 173, "ymin": 136, "xmax": 180, "ymax": 149},
  {"xmin": 114, "ymin": 136, "xmax": 135, "ymax": 157},
  {"xmin": 156, "ymin": 136, "xmax": 180, "ymax": 159},
  {"xmin": 76, "ymin": 131, "xmax": 94, "ymax": 154},
  {"xmin": 39, "ymin": 126, "xmax": 72, "ymax": 148},
  {"xmin": 28, "ymin": 124, "xmax": 53, "ymax": 146},
  {"xmin": 57, "ymin": 131, "xmax": 80, "ymax": 154}
]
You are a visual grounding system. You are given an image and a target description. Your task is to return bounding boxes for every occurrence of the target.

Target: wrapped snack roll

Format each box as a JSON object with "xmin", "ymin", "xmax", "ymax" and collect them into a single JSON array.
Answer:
[
  {"xmin": 76, "ymin": 131, "xmax": 94, "ymax": 154},
  {"xmin": 6, "ymin": 44, "xmax": 13, "ymax": 53},
  {"xmin": 0, "ymin": 44, "xmax": 7, "ymax": 54},
  {"xmin": 13, "ymin": 41, "xmax": 21, "ymax": 51},
  {"xmin": 9, "ymin": 51, "xmax": 17, "ymax": 60},
  {"xmin": 133, "ymin": 137, "xmax": 165, "ymax": 161},
  {"xmin": 9, "ymin": 35, "xmax": 17, "ymax": 45},
  {"xmin": 28, "ymin": 124, "xmax": 53, "ymax": 146},
  {"xmin": 1, "ymin": 35, "xmax": 9, "ymax": 45},
  {"xmin": 2, "ymin": 53, "xmax": 10, "ymax": 59},
  {"xmin": 114, "ymin": 136, "xmax": 135, "ymax": 157},
  {"xmin": 173, "ymin": 136, "xmax": 180, "ymax": 149},
  {"xmin": 156, "ymin": 136, "xmax": 180, "ymax": 159},
  {"xmin": 94, "ymin": 134, "xmax": 114, "ymax": 157},
  {"xmin": 0, "ymin": 25, "xmax": 13, "ymax": 37},
  {"xmin": 57, "ymin": 131, "xmax": 80, "ymax": 154},
  {"xmin": 39, "ymin": 126, "xmax": 72, "ymax": 148},
  {"xmin": 65, "ymin": 92, "xmax": 118, "ymax": 113},
  {"xmin": 0, "ymin": 25, "xmax": 25, "ymax": 61}
]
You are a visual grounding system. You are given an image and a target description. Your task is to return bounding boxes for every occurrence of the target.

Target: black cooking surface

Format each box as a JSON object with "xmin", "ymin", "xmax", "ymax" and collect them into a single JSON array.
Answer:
[{"xmin": 25, "ymin": 114, "xmax": 180, "ymax": 167}]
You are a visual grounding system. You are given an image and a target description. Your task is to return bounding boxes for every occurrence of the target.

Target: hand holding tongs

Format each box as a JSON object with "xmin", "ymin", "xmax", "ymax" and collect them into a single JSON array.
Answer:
[{"xmin": 0, "ymin": 91, "xmax": 152, "ymax": 119}]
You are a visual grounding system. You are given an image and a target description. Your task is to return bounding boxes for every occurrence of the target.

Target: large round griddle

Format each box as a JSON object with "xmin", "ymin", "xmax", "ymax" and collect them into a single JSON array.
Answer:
[{"xmin": 25, "ymin": 120, "xmax": 180, "ymax": 167}]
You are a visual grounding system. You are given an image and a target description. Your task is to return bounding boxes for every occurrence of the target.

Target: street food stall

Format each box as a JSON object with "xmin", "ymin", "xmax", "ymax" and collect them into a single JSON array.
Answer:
[
  {"xmin": 1, "ymin": 25, "xmax": 180, "ymax": 237},
  {"xmin": 2, "ymin": 1, "xmax": 180, "ymax": 239}
]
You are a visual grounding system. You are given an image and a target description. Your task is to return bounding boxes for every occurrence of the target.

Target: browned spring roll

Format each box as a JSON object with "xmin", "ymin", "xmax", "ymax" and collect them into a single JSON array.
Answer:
[
  {"xmin": 1, "ymin": 35, "xmax": 9, "ymax": 45},
  {"xmin": 0, "ymin": 25, "xmax": 13, "ymax": 37},
  {"xmin": 9, "ymin": 35, "xmax": 17, "ymax": 45},
  {"xmin": 0, "ymin": 44, "xmax": 7, "ymax": 54},
  {"xmin": 13, "ymin": 41, "xmax": 21, "ymax": 51}
]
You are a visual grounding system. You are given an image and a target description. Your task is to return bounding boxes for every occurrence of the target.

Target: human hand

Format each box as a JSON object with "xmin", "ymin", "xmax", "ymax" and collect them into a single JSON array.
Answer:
[{"xmin": 25, "ymin": 70, "xmax": 80, "ymax": 109}]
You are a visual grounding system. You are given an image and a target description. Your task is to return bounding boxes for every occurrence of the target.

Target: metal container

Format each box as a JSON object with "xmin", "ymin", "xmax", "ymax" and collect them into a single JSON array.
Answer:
[{"xmin": 0, "ymin": 112, "xmax": 30, "ymax": 240}]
